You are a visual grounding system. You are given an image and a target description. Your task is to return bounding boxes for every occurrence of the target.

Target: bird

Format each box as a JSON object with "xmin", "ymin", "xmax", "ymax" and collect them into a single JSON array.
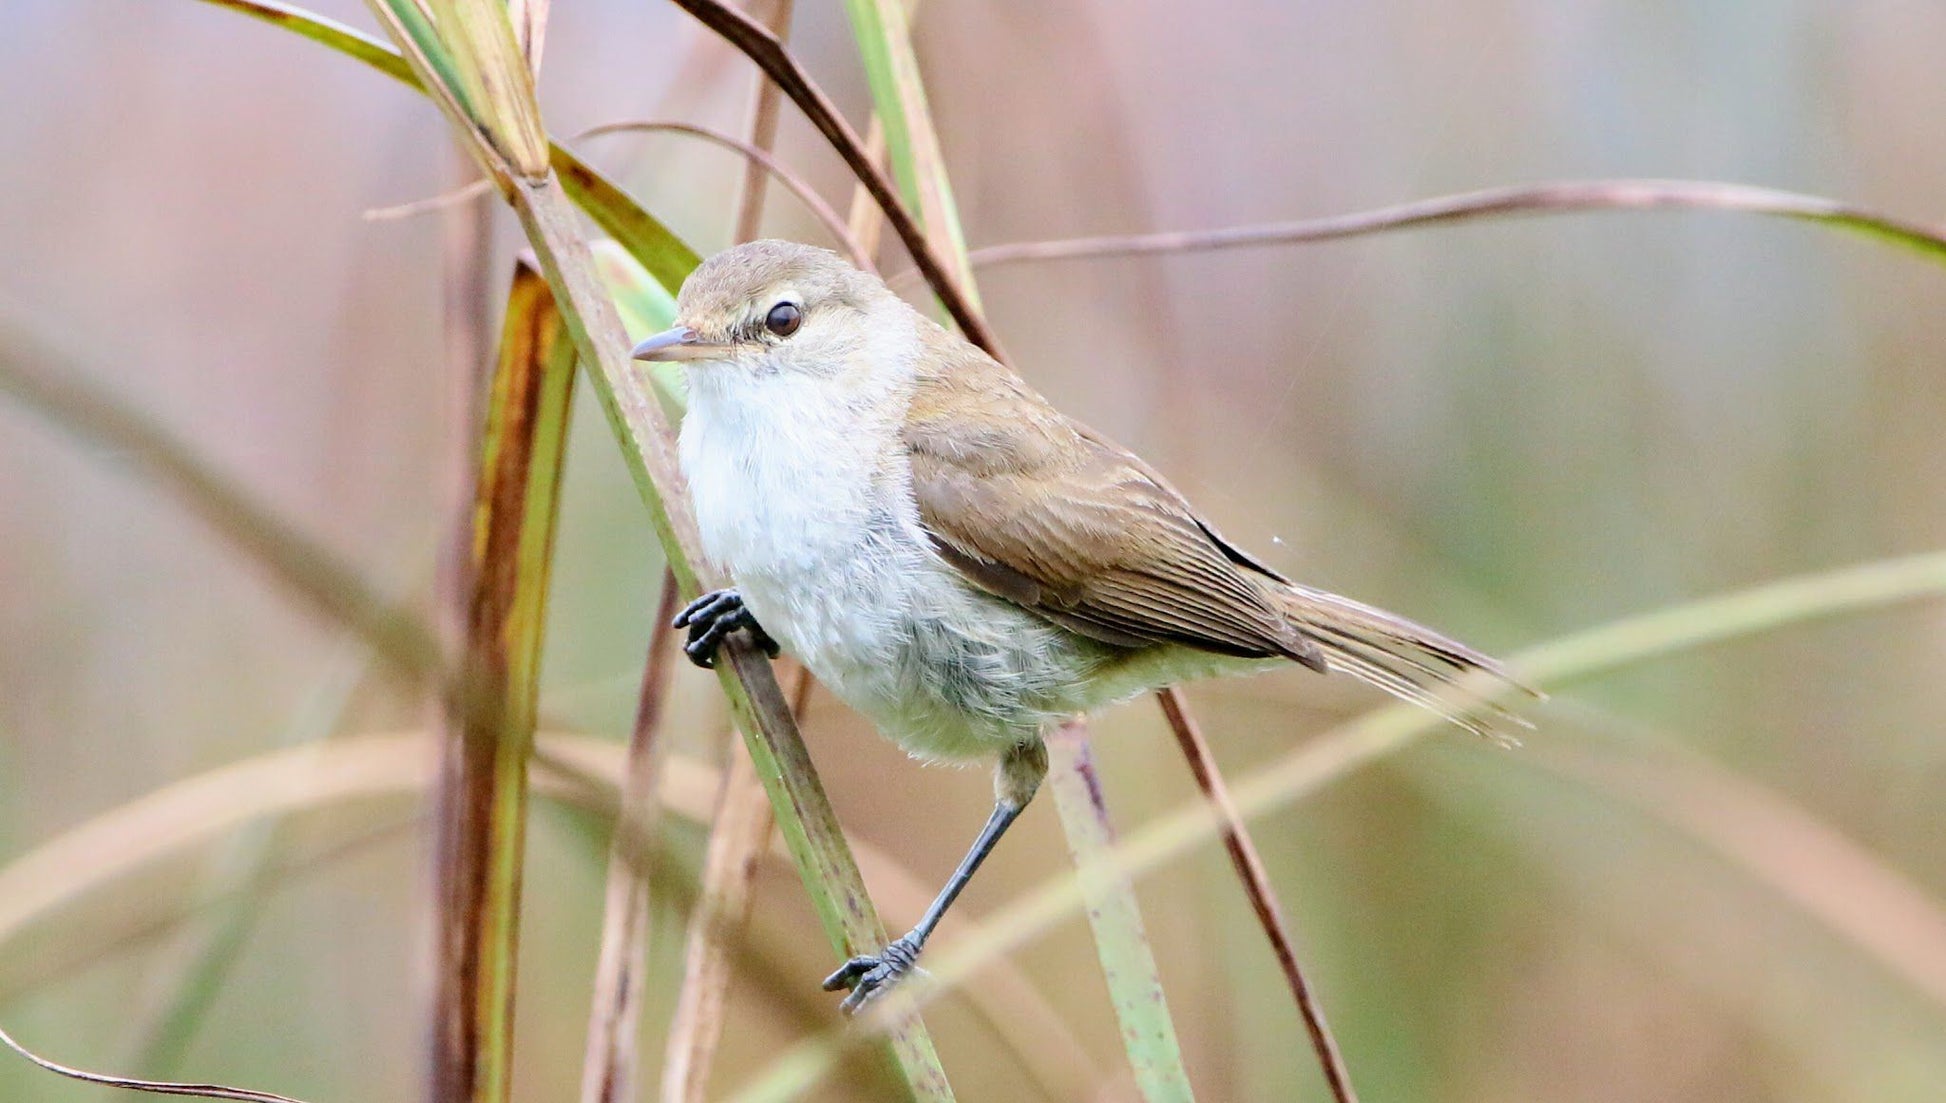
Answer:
[{"xmin": 631, "ymin": 239, "xmax": 1532, "ymax": 1012}]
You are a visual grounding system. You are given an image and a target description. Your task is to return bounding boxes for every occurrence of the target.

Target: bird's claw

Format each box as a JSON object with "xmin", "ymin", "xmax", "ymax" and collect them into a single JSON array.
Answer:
[
  {"xmin": 821, "ymin": 933, "xmax": 924, "ymax": 1015},
  {"xmin": 672, "ymin": 588, "xmax": 780, "ymax": 669}
]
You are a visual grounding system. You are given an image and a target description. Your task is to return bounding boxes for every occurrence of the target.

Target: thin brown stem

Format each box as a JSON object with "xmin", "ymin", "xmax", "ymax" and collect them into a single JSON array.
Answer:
[
  {"xmin": 1154, "ymin": 688, "xmax": 1358, "ymax": 1103},
  {"xmin": 574, "ymin": 120, "xmax": 871, "ymax": 270},
  {"xmin": 660, "ymin": 0, "xmax": 996, "ymax": 352},
  {"xmin": 578, "ymin": 572, "xmax": 684, "ymax": 1103},
  {"xmin": 0, "ymin": 1021, "xmax": 311, "ymax": 1103},
  {"xmin": 932, "ymin": 178, "xmax": 1946, "ymax": 276},
  {"xmin": 364, "ymin": 178, "xmax": 495, "ymax": 222}
]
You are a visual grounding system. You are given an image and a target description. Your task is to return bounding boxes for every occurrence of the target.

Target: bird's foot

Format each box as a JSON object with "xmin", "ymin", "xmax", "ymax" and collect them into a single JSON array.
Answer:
[
  {"xmin": 672, "ymin": 588, "xmax": 780, "ymax": 669},
  {"xmin": 821, "ymin": 932, "xmax": 926, "ymax": 1015}
]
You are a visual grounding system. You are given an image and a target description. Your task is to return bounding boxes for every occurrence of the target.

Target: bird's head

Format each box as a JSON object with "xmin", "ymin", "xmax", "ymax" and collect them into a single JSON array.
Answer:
[{"xmin": 630, "ymin": 240, "xmax": 900, "ymax": 380}]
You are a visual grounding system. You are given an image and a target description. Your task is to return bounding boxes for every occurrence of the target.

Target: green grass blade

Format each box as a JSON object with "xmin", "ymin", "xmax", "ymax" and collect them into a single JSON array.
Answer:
[
  {"xmin": 839, "ymin": 0, "xmax": 976, "ymax": 305},
  {"xmin": 522, "ymin": 165, "xmax": 956, "ymax": 1103},
  {"xmin": 1046, "ymin": 726, "xmax": 1195, "ymax": 1103},
  {"xmin": 589, "ymin": 240, "xmax": 685, "ymax": 413},
  {"xmin": 199, "ymin": 1, "xmax": 700, "ymax": 290}
]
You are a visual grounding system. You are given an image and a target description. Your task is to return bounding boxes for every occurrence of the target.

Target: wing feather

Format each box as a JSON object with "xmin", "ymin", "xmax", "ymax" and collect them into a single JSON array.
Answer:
[{"xmin": 902, "ymin": 334, "xmax": 1325, "ymax": 669}]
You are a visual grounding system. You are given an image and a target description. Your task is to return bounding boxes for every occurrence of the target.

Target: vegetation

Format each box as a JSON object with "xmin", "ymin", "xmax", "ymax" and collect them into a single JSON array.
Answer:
[{"xmin": 2, "ymin": 3, "xmax": 1944, "ymax": 1101}]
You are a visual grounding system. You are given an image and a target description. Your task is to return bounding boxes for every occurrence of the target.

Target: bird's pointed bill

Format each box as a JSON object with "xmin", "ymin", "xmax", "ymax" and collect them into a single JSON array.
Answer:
[{"xmin": 631, "ymin": 326, "xmax": 707, "ymax": 361}]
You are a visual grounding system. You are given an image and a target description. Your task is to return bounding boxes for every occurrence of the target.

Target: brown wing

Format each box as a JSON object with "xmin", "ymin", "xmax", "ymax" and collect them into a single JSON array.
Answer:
[{"xmin": 902, "ymin": 333, "xmax": 1325, "ymax": 670}]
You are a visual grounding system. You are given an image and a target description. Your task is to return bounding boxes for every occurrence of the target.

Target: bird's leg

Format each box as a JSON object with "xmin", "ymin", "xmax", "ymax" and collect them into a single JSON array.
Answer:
[
  {"xmin": 672, "ymin": 588, "xmax": 780, "ymax": 669},
  {"xmin": 823, "ymin": 740, "xmax": 1048, "ymax": 1014}
]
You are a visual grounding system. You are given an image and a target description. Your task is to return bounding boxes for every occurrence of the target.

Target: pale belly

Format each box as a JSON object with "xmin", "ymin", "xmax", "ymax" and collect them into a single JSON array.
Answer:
[{"xmin": 731, "ymin": 511, "xmax": 1113, "ymax": 761}]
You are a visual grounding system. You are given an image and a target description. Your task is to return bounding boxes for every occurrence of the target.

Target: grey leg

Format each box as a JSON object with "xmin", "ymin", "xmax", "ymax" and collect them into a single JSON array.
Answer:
[{"xmin": 822, "ymin": 740, "xmax": 1048, "ymax": 1014}]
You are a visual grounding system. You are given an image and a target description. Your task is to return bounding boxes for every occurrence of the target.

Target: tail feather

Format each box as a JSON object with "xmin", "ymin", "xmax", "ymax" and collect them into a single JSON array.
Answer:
[{"xmin": 1277, "ymin": 584, "xmax": 1540, "ymax": 743}]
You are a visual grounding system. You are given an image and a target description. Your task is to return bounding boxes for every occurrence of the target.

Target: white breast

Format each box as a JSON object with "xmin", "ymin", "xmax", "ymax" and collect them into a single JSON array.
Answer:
[{"xmin": 679, "ymin": 361, "xmax": 1101, "ymax": 761}]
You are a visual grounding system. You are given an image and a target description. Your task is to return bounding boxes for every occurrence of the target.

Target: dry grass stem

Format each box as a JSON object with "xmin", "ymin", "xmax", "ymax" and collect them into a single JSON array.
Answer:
[
  {"xmin": 1154, "ymin": 688, "xmax": 1356, "ymax": 1103},
  {"xmin": 0, "ymin": 1021, "xmax": 311, "ymax": 1103},
  {"xmin": 660, "ymin": 740, "xmax": 776, "ymax": 1103},
  {"xmin": 943, "ymin": 179, "xmax": 1946, "ymax": 274},
  {"xmin": 0, "ymin": 728, "xmax": 1098, "ymax": 1099},
  {"xmin": 578, "ymin": 572, "xmax": 684, "ymax": 1103},
  {"xmin": 507, "ymin": 0, "xmax": 546, "ymax": 74},
  {"xmin": 731, "ymin": 0, "xmax": 793, "ymax": 241}
]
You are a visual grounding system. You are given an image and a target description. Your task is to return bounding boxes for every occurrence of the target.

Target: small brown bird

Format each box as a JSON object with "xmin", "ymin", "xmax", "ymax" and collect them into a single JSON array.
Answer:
[{"xmin": 633, "ymin": 240, "xmax": 1529, "ymax": 1011}]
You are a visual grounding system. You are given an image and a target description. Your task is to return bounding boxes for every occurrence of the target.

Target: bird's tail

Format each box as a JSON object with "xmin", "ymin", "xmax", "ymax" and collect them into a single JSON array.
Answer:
[{"xmin": 1276, "ymin": 583, "xmax": 1540, "ymax": 743}]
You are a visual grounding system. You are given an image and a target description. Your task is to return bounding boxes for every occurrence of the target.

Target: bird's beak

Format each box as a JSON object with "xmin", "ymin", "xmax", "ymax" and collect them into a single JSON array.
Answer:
[{"xmin": 630, "ymin": 325, "xmax": 713, "ymax": 362}]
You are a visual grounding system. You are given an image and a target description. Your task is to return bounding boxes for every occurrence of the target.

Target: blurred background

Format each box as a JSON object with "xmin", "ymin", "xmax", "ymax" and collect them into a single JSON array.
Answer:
[{"xmin": 4, "ymin": 1, "xmax": 1945, "ymax": 1100}]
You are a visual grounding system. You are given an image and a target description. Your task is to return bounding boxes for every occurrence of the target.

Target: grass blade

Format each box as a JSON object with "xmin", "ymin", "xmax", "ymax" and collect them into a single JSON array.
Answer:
[
  {"xmin": 575, "ymin": 120, "xmax": 870, "ymax": 268},
  {"xmin": 1045, "ymin": 724, "xmax": 1195, "ymax": 1103},
  {"xmin": 0, "ymin": 1023, "xmax": 311, "ymax": 1103},
  {"xmin": 429, "ymin": 260, "xmax": 579, "ymax": 1103},
  {"xmin": 507, "ymin": 0, "xmax": 546, "ymax": 74},
  {"xmin": 845, "ymin": 115, "xmax": 889, "ymax": 259},
  {"xmin": 840, "ymin": 0, "xmax": 975, "ymax": 301},
  {"xmin": 196, "ymin": 1, "xmax": 704, "ymax": 293},
  {"xmin": 956, "ymin": 179, "xmax": 1946, "ymax": 272},
  {"xmin": 0, "ymin": 726, "xmax": 1107, "ymax": 1099},
  {"xmin": 419, "ymin": 0, "xmax": 548, "ymax": 177},
  {"xmin": 656, "ymin": 23, "xmax": 794, "ymax": 1098},
  {"xmin": 659, "ymin": 0, "xmax": 992, "ymax": 348}
]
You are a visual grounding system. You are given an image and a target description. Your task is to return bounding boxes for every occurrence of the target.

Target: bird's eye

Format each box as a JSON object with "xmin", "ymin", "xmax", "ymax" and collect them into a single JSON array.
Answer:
[{"xmin": 764, "ymin": 301, "xmax": 802, "ymax": 338}]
